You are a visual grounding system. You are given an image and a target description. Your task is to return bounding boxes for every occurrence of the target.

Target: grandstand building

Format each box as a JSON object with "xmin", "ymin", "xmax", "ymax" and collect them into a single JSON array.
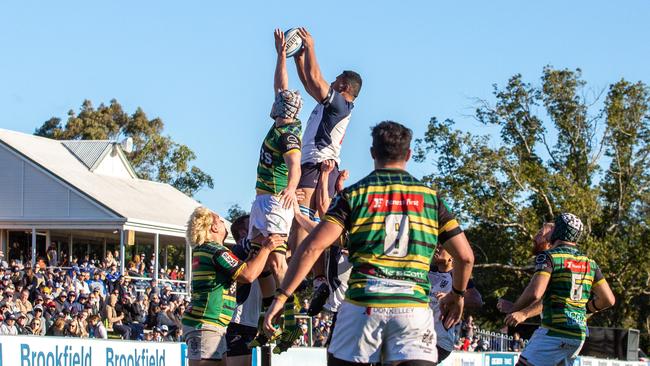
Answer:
[{"xmin": 0, "ymin": 128, "xmax": 232, "ymax": 293}]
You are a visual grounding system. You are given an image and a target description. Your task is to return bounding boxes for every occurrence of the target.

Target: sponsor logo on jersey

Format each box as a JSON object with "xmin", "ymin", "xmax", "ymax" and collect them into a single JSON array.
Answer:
[
  {"xmin": 221, "ymin": 252, "xmax": 239, "ymax": 267},
  {"xmin": 367, "ymin": 193, "xmax": 424, "ymax": 213},
  {"xmin": 564, "ymin": 259, "xmax": 590, "ymax": 272}
]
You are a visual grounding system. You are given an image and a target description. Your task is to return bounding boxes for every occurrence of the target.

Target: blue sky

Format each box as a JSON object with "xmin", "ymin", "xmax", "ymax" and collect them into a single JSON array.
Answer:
[{"xmin": 1, "ymin": 1, "xmax": 649, "ymax": 215}]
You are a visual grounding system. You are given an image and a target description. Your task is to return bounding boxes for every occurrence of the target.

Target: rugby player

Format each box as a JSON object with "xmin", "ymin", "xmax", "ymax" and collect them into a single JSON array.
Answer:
[
  {"xmin": 288, "ymin": 27, "xmax": 362, "ymax": 261},
  {"xmin": 265, "ymin": 121, "xmax": 475, "ymax": 366},
  {"xmin": 506, "ymin": 213, "xmax": 615, "ymax": 366},
  {"xmin": 225, "ymin": 215, "xmax": 262, "ymax": 366},
  {"xmin": 497, "ymin": 222, "xmax": 554, "ymax": 325},
  {"xmin": 182, "ymin": 207, "xmax": 283, "ymax": 366},
  {"xmin": 429, "ymin": 246, "xmax": 483, "ymax": 362},
  {"xmin": 246, "ymin": 28, "xmax": 304, "ymax": 345}
]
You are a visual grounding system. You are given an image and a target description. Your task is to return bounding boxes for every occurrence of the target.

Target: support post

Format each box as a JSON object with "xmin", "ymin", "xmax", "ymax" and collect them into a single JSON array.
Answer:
[
  {"xmin": 0, "ymin": 230, "xmax": 6, "ymax": 259},
  {"xmin": 103, "ymin": 238, "xmax": 107, "ymax": 262},
  {"xmin": 119, "ymin": 229, "xmax": 125, "ymax": 275},
  {"xmin": 185, "ymin": 240, "xmax": 192, "ymax": 295},
  {"xmin": 31, "ymin": 228, "xmax": 37, "ymax": 268},
  {"xmin": 69, "ymin": 233, "xmax": 73, "ymax": 264},
  {"xmin": 164, "ymin": 245, "xmax": 168, "ymax": 270},
  {"xmin": 154, "ymin": 233, "xmax": 160, "ymax": 281}
]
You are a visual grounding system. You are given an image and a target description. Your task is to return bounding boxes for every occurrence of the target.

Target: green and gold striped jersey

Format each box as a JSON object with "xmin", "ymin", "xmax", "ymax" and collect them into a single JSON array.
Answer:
[
  {"xmin": 256, "ymin": 120, "xmax": 302, "ymax": 195},
  {"xmin": 323, "ymin": 168, "xmax": 463, "ymax": 308},
  {"xmin": 535, "ymin": 245, "xmax": 605, "ymax": 340},
  {"xmin": 182, "ymin": 242, "xmax": 247, "ymax": 329}
]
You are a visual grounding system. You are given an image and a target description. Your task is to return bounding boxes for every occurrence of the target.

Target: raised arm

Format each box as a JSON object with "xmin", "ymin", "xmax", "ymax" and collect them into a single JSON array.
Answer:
[
  {"xmin": 315, "ymin": 160, "xmax": 335, "ymax": 217},
  {"xmin": 236, "ymin": 236, "xmax": 285, "ymax": 283},
  {"xmin": 296, "ymin": 28, "xmax": 330, "ymax": 102},
  {"xmin": 294, "ymin": 48, "xmax": 317, "ymax": 99},
  {"xmin": 274, "ymin": 29, "xmax": 288, "ymax": 92},
  {"xmin": 263, "ymin": 221, "xmax": 343, "ymax": 334}
]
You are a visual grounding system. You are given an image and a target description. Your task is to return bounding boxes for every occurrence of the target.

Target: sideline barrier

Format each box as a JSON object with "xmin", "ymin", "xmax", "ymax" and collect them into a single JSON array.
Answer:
[
  {"xmin": 253, "ymin": 348, "xmax": 648, "ymax": 366},
  {"xmin": 0, "ymin": 335, "xmax": 187, "ymax": 366}
]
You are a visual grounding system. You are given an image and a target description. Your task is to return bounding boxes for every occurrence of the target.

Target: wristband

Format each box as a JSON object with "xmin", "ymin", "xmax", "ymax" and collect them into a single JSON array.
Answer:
[
  {"xmin": 276, "ymin": 288, "xmax": 292, "ymax": 298},
  {"xmin": 452, "ymin": 286, "xmax": 466, "ymax": 297},
  {"xmin": 587, "ymin": 299, "xmax": 601, "ymax": 314}
]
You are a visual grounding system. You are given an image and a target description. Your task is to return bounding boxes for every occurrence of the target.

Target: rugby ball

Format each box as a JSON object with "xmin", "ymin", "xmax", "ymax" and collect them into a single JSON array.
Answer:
[{"xmin": 284, "ymin": 28, "xmax": 303, "ymax": 57}]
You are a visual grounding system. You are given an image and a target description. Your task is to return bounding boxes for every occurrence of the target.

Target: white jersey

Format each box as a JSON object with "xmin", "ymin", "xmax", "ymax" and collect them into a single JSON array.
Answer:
[
  {"xmin": 301, "ymin": 89, "xmax": 354, "ymax": 165},
  {"xmin": 324, "ymin": 249, "xmax": 352, "ymax": 313},
  {"xmin": 428, "ymin": 269, "xmax": 459, "ymax": 352},
  {"xmin": 231, "ymin": 280, "xmax": 261, "ymax": 328}
]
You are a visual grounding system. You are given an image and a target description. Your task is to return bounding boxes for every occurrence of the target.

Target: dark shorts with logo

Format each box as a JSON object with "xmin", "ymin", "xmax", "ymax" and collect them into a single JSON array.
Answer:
[
  {"xmin": 298, "ymin": 162, "xmax": 340, "ymax": 197},
  {"xmin": 226, "ymin": 322, "xmax": 258, "ymax": 357}
]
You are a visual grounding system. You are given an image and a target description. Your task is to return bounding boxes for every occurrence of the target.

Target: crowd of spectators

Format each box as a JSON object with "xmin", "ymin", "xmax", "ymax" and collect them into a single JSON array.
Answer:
[
  {"xmin": 453, "ymin": 316, "xmax": 527, "ymax": 352},
  {"xmin": 0, "ymin": 246, "xmax": 188, "ymax": 342}
]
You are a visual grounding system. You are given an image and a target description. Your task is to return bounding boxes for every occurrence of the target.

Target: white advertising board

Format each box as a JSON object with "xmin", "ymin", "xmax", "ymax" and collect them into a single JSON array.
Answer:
[{"xmin": 0, "ymin": 335, "xmax": 186, "ymax": 366}]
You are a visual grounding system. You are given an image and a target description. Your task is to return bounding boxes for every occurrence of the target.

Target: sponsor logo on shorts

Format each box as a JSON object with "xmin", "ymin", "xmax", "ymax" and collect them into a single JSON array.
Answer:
[
  {"xmin": 366, "ymin": 307, "xmax": 415, "ymax": 315},
  {"xmin": 421, "ymin": 329, "xmax": 434, "ymax": 347}
]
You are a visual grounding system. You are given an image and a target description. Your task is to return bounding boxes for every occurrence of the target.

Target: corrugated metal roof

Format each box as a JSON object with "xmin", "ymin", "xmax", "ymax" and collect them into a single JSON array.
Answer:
[
  {"xmin": 61, "ymin": 140, "xmax": 112, "ymax": 170},
  {"xmin": 0, "ymin": 129, "xmax": 232, "ymax": 240}
]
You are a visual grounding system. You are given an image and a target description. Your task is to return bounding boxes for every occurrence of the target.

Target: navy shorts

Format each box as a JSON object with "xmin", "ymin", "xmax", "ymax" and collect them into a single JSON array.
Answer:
[
  {"xmin": 226, "ymin": 323, "xmax": 258, "ymax": 357},
  {"xmin": 298, "ymin": 162, "xmax": 340, "ymax": 197}
]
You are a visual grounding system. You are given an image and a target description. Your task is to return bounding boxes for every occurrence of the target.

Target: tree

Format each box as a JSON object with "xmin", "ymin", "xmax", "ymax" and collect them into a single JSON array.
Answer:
[
  {"xmin": 35, "ymin": 99, "xmax": 213, "ymax": 197},
  {"xmin": 226, "ymin": 204, "xmax": 248, "ymax": 222},
  {"xmin": 415, "ymin": 67, "xmax": 650, "ymax": 348}
]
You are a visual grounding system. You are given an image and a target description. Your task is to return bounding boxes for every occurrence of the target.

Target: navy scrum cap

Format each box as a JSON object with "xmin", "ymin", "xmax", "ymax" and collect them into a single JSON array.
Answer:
[{"xmin": 550, "ymin": 213, "xmax": 584, "ymax": 243}]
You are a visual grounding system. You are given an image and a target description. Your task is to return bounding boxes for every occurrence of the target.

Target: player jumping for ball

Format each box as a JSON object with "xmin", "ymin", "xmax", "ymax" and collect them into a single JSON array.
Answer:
[
  {"xmin": 246, "ymin": 29, "xmax": 303, "ymax": 349},
  {"xmin": 505, "ymin": 213, "xmax": 615, "ymax": 366},
  {"xmin": 265, "ymin": 121, "xmax": 475, "ymax": 366},
  {"xmin": 288, "ymin": 28, "xmax": 363, "ymax": 300}
]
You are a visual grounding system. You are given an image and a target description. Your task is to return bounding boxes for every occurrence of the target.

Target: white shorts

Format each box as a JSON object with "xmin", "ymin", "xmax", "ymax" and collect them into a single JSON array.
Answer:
[
  {"xmin": 248, "ymin": 194, "xmax": 293, "ymax": 239},
  {"xmin": 520, "ymin": 327, "xmax": 584, "ymax": 366},
  {"xmin": 184, "ymin": 324, "xmax": 228, "ymax": 361},
  {"xmin": 328, "ymin": 301, "xmax": 437, "ymax": 364}
]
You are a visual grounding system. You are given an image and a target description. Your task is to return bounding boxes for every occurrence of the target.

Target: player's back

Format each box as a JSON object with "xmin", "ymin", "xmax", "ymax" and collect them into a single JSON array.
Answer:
[
  {"xmin": 255, "ymin": 120, "xmax": 302, "ymax": 195},
  {"xmin": 325, "ymin": 168, "xmax": 462, "ymax": 308},
  {"xmin": 540, "ymin": 245, "xmax": 600, "ymax": 339}
]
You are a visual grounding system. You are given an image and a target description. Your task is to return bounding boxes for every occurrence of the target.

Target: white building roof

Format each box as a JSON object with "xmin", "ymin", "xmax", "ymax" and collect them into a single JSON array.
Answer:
[{"xmin": 0, "ymin": 129, "xmax": 230, "ymax": 240}]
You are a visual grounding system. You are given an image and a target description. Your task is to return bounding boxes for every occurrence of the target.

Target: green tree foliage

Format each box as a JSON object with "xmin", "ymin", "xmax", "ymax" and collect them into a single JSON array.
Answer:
[
  {"xmin": 415, "ymin": 67, "xmax": 650, "ymax": 347},
  {"xmin": 34, "ymin": 99, "xmax": 213, "ymax": 197},
  {"xmin": 226, "ymin": 204, "xmax": 248, "ymax": 222}
]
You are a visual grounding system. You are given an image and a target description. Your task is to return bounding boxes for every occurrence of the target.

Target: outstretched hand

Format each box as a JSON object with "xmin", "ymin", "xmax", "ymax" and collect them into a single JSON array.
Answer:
[
  {"xmin": 504, "ymin": 311, "xmax": 526, "ymax": 327},
  {"xmin": 278, "ymin": 188, "xmax": 297, "ymax": 209},
  {"xmin": 263, "ymin": 297, "xmax": 286, "ymax": 336},
  {"xmin": 296, "ymin": 27, "xmax": 314, "ymax": 49},
  {"xmin": 320, "ymin": 159, "xmax": 335, "ymax": 174},
  {"xmin": 274, "ymin": 28, "xmax": 286, "ymax": 55},
  {"xmin": 497, "ymin": 298, "xmax": 514, "ymax": 313}
]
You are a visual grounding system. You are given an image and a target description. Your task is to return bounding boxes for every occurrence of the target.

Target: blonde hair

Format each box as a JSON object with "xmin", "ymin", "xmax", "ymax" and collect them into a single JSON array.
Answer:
[{"xmin": 186, "ymin": 206, "xmax": 214, "ymax": 248}]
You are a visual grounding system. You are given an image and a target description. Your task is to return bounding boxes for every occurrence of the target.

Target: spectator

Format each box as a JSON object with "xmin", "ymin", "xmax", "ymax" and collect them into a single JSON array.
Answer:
[
  {"xmin": 300, "ymin": 298, "xmax": 310, "ymax": 314},
  {"xmin": 46, "ymin": 317, "xmax": 66, "ymax": 336},
  {"xmin": 15, "ymin": 312, "xmax": 30, "ymax": 335},
  {"xmin": 0, "ymin": 313, "xmax": 18, "ymax": 335},
  {"xmin": 156, "ymin": 301, "xmax": 177, "ymax": 333},
  {"xmin": 510, "ymin": 332, "xmax": 525, "ymax": 352},
  {"xmin": 88, "ymin": 314, "xmax": 107, "ymax": 339},
  {"xmin": 105, "ymin": 294, "xmax": 131, "ymax": 340},
  {"xmin": 16, "ymin": 289, "xmax": 32, "ymax": 313},
  {"xmin": 27, "ymin": 317, "xmax": 44, "ymax": 335}
]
